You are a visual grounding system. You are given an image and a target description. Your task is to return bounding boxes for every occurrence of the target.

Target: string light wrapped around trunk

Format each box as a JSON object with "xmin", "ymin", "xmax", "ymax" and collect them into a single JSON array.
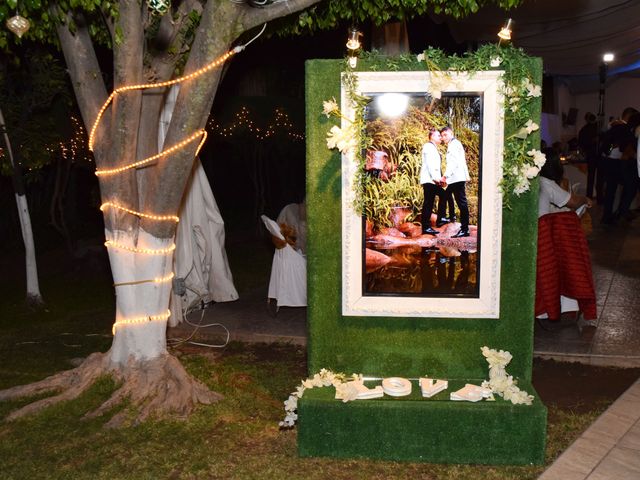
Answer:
[{"xmin": 90, "ymin": 24, "xmax": 268, "ymax": 335}]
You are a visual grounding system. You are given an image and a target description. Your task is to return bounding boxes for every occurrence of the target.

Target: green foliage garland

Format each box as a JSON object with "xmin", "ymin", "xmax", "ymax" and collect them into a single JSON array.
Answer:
[{"xmin": 334, "ymin": 44, "xmax": 543, "ymax": 216}]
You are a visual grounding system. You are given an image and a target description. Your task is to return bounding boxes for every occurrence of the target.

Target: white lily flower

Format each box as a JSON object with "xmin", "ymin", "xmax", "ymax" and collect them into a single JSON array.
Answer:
[
  {"xmin": 326, "ymin": 125, "xmax": 356, "ymax": 153},
  {"xmin": 513, "ymin": 177, "xmax": 531, "ymax": 195},
  {"xmin": 524, "ymin": 120, "xmax": 539, "ymax": 134},
  {"xmin": 322, "ymin": 98, "xmax": 339, "ymax": 118},
  {"xmin": 514, "ymin": 120, "xmax": 538, "ymax": 139},
  {"xmin": 523, "ymin": 78, "xmax": 542, "ymax": 97},
  {"xmin": 490, "ymin": 57, "xmax": 502, "ymax": 67},
  {"xmin": 416, "ymin": 53, "xmax": 425, "ymax": 62},
  {"xmin": 525, "ymin": 165, "xmax": 541, "ymax": 179},
  {"xmin": 527, "ymin": 149, "xmax": 547, "ymax": 168}
]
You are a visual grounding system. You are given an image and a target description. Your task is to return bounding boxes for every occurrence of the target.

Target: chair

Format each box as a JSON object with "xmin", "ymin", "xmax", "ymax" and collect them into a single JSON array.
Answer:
[
  {"xmin": 261, "ymin": 215, "xmax": 307, "ymax": 310},
  {"xmin": 535, "ymin": 211, "xmax": 597, "ymax": 322}
]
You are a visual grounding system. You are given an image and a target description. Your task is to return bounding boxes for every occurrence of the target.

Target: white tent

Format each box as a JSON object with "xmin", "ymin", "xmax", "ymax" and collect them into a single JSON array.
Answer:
[{"xmin": 158, "ymin": 86, "xmax": 239, "ymax": 326}]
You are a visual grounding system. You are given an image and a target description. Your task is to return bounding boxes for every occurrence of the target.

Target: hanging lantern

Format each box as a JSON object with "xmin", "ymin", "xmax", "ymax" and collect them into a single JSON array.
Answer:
[
  {"xmin": 6, "ymin": 14, "xmax": 30, "ymax": 38},
  {"xmin": 147, "ymin": 0, "xmax": 171, "ymax": 16}
]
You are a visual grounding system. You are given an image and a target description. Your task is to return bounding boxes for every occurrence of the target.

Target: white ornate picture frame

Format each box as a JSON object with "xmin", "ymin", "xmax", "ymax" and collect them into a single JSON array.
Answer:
[{"xmin": 342, "ymin": 70, "xmax": 505, "ymax": 318}]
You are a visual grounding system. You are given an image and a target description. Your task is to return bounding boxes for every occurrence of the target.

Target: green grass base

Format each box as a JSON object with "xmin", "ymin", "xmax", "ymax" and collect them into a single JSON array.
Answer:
[{"xmin": 298, "ymin": 380, "xmax": 547, "ymax": 465}]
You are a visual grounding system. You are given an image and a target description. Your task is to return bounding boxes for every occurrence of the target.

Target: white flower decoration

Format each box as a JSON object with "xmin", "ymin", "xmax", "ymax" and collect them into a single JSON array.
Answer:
[
  {"xmin": 490, "ymin": 57, "xmax": 502, "ymax": 67},
  {"xmin": 326, "ymin": 125, "xmax": 356, "ymax": 153},
  {"xmin": 525, "ymin": 165, "xmax": 541, "ymax": 179},
  {"xmin": 481, "ymin": 346, "xmax": 534, "ymax": 405},
  {"xmin": 513, "ymin": 175, "xmax": 531, "ymax": 195},
  {"xmin": 416, "ymin": 53, "xmax": 425, "ymax": 62},
  {"xmin": 514, "ymin": 120, "xmax": 540, "ymax": 139},
  {"xmin": 523, "ymin": 78, "xmax": 542, "ymax": 97},
  {"xmin": 334, "ymin": 382, "xmax": 360, "ymax": 402},
  {"xmin": 281, "ymin": 369, "xmax": 361, "ymax": 427},
  {"xmin": 527, "ymin": 149, "xmax": 547, "ymax": 168},
  {"xmin": 322, "ymin": 98, "xmax": 339, "ymax": 118},
  {"xmin": 284, "ymin": 395, "xmax": 298, "ymax": 411},
  {"xmin": 524, "ymin": 120, "xmax": 539, "ymax": 134},
  {"xmin": 428, "ymin": 73, "xmax": 450, "ymax": 100}
]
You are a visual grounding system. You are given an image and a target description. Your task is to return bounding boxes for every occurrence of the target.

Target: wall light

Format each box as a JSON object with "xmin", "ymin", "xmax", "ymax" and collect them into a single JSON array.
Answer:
[
  {"xmin": 497, "ymin": 18, "xmax": 512, "ymax": 42},
  {"xmin": 346, "ymin": 28, "xmax": 362, "ymax": 50},
  {"xmin": 603, "ymin": 53, "xmax": 614, "ymax": 63}
]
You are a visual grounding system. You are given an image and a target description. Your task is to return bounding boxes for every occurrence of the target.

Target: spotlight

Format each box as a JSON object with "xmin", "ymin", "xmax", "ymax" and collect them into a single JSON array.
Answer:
[
  {"xmin": 346, "ymin": 28, "xmax": 362, "ymax": 51},
  {"xmin": 497, "ymin": 18, "xmax": 512, "ymax": 42},
  {"xmin": 375, "ymin": 93, "xmax": 409, "ymax": 118},
  {"xmin": 603, "ymin": 53, "xmax": 614, "ymax": 63}
]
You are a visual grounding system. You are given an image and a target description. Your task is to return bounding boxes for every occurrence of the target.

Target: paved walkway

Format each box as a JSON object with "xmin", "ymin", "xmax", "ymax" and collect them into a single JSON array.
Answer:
[
  {"xmin": 539, "ymin": 377, "xmax": 640, "ymax": 480},
  {"xmin": 167, "ymin": 204, "xmax": 640, "ymax": 479}
]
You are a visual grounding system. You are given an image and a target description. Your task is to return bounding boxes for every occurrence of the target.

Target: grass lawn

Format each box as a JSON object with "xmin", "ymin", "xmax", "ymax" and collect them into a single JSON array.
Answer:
[{"xmin": 0, "ymin": 243, "xmax": 637, "ymax": 479}]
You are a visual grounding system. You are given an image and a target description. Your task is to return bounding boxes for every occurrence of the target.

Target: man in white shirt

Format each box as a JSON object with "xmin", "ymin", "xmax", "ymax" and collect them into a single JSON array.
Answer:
[
  {"xmin": 420, "ymin": 128, "xmax": 445, "ymax": 235},
  {"xmin": 441, "ymin": 126, "xmax": 471, "ymax": 238}
]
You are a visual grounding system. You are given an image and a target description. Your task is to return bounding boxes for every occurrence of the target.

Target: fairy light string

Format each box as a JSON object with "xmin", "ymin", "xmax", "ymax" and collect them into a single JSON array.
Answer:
[
  {"xmin": 100, "ymin": 202, "xmax": 180, "ymax": 223},
  {"xmin": 90, "ymin": 25, "xmax": 266, "ymax": 335},
  {"xmin": 112, "ymin": 310, "xmax": 172, "ymax": 335}
]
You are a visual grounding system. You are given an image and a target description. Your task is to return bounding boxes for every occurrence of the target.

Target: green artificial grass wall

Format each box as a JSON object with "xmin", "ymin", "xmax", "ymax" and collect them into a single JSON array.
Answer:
[
  {"xmin": 305, "ymin": 55, "xmax": 542, "ymax": 382},
  {"xmin": 298, "ymin": 381, "xmax": 547, "ymax": 464}
]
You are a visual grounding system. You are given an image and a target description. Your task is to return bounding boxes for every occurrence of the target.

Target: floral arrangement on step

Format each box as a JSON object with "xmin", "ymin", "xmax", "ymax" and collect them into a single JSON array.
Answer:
[
  {"xmin": 480, "ymin": 346, "xmax": 534, "ymax": 405},
  {"xmin": 280, "ymin": 346, "xmax": 534, "ymax": 428},
  {"xmin": 279, "ymin": 368, "xmax": 363, "ymax": 428}
]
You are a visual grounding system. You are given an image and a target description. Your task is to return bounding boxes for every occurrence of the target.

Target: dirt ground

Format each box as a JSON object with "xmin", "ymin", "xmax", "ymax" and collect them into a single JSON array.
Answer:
[{"xmin": 532, "ymin": 358, "xmax": 640, "ymax": 413}]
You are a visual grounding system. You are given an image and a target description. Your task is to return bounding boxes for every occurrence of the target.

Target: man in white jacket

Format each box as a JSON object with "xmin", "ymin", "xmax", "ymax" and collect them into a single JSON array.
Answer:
[
  {"xmin": 441, "ymin": 126, "xmax": 471, "ymax": 238},
  {"xmin": 420, "ymin": 128, "xmax": 445, "ymax": 235}
]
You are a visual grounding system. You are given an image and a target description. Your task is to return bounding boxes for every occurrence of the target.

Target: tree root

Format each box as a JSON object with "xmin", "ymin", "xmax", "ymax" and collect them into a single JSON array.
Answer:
[{"xmin": 0, "ymin": 352, "xmax": 222, "ymax": 426}]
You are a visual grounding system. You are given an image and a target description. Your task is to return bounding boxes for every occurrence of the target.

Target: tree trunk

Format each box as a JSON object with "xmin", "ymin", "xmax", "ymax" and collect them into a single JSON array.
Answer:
[
  {"xmin": 0, "ymin": 106, "xmax": 43, "ymax": 306},
  {"xmin": 0, "ymin": 0, "xmax": 324, "ymax": 425},
  {"xmin": 371, "ymin": 21, "xmax": 410, "ymax": 55}
]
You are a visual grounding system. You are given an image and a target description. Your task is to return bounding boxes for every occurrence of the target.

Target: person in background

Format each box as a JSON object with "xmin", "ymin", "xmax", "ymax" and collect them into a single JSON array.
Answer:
[
  {"xmin": 539, "ymin": 148, "xmax": 592, "ymax": 217},
  {"xmin": 276, "ymin": 199, "xmax": 306, "ymax": 254},
  {"xmin": 578, "ymin": 113, "xmax": 600, "ymax": 200},
  {"xmin": 536, "ymin": 148, "xmax": 596, "ymax": 332},
  {"xmin": 420, "ymin": 128, "xmax": 445, "ymax": 235},
  {"xmin": 600, "ymin": 107, "xmax": 639, "ymax": 223},
  {"xmin": 440, "ymin": 126, "xmax": 470, "ymax": 238}
]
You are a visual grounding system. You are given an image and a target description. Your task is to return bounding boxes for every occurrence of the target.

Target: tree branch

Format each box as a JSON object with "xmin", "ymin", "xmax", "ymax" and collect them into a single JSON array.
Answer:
[
  {"xmin": 136, "ymin": 0, "xmax": 205, "ymax": 202},
  {"xmin": 237, "ymin": 0, "xmax": 323, "ymax": 32},
  {"xmin": 140, "ymin": 0, "xmax": 239, "ymax": 238},
  {"xmin": 103, "ymin": 0, "xmax": 145, "ymax": 233},
  {"xmin": 53, "ymin": 8, "xmax": 108, "ymax": 146}
]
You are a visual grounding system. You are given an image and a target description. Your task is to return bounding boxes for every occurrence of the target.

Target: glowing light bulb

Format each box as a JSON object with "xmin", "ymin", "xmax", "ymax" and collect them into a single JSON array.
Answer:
[{"xmin": 498, "ymin": 19, "xmax": 512, "ymax": 41}]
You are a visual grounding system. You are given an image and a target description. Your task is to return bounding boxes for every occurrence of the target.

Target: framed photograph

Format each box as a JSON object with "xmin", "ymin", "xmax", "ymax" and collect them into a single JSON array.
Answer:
[{"xmin": 341, "ymin": 71, "xmax": 505, "ymax": 318}]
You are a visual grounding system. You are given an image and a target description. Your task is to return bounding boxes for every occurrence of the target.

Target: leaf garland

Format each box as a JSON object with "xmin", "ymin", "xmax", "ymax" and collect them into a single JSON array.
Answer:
[{"xmin": 334, "ymin": 44, "xmax": 544, "ymax": 211}]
